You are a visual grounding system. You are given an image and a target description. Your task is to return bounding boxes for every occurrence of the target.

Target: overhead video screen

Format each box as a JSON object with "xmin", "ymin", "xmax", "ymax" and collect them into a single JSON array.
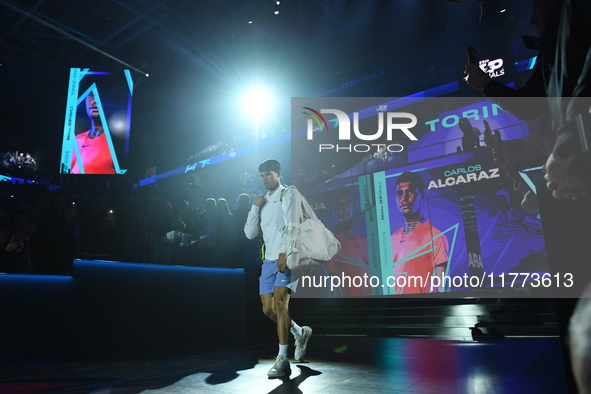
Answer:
[
  {"xmin": 299, "ymin": 157, "xmax": 547, "ymax": 297},
  {"xmin": 60, "ymin": 68, "xmax": 133, "ymax": 175},
  {"xmin": 291, "ymin": 97, "xmax": 550, "ymax": 297}
]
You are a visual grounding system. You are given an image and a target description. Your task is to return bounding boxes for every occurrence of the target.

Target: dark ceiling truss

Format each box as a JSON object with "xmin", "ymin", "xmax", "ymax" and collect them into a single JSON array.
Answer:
[
  {"xmin": 95, "ymin": 0, "xmax": 171, "ymax": 49},
  {"xmin": 284, "ymin": 0, "xmax": 411, "ymax": 57},
  {"xmin": 0, "ymin": 0, "xmax": 269, "ymax": 77},
  {"xmin": 0, "ymin": 0, "xmax": 435, "ymax": 86},
  {"xmin": 0, "ymin": 0, "xmax": 46, "ymax": 42},
  {"xmin": 105, "ymin": 0, "xmax": 227, "ymax": 76},
  {"xmin": 112, "ymin": 0, "xmax": 193, "ymax": 49},
  {"xmin": 1, "ymin": 0, "xmax": 104, "ymax": 48},
  {"xmin": 0, "ymin": 0, "xmax": 357, "ymax": 79},
  {"xmin": 0, "ymin": 0, "xmax": 151, "ymax": 73}
]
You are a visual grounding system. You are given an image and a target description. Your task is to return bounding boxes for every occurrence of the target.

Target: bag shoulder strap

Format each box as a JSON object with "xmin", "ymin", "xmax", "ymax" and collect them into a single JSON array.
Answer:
[{"xmin": 259, "ymin": 188, "xmax": 286, "ymax": 261}]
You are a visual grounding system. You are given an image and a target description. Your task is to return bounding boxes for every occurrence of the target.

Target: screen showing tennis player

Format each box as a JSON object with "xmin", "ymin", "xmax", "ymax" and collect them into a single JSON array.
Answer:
[{"xmin": 60, "ymin": 68, "xmax": 133, "ymax": 175}]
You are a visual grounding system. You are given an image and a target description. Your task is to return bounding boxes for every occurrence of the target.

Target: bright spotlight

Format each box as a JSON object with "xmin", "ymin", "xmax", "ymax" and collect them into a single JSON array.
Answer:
[
  {"xmin": 109, "ymin": 111, "xmax": 128, "ymax": 137},
  {"xmin": 243, "ymin": 89, "xmax": 271, "ymax": 117},
  {"xmin": 274, "ymin": 10, "xmax": 279, "ymax": 14}
]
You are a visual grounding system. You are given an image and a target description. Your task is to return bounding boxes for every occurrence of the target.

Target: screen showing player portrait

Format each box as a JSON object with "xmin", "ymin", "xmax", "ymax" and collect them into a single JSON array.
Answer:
[
  {"xmin": 291, "ymin": 96, "xmax": 551, "ymax": 298},
  {"xmin": 60, "ymin": 68, "xmax": 133, "ymax": 175}
]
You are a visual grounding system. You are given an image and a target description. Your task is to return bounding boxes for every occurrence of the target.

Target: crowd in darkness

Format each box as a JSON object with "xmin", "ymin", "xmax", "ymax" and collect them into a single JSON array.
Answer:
[
  {"xmin": 1, "ymin": 146, "xmax": 52, "ymax": 184},
  {"xmin": 1, "ymin": 150, "xmax": 53, "ymax": 183},
  {"xmin": 0, "ymin": 171, "xmax": 272, "ymax": 273},
  {"xmin": 3, "ymin": 151, "xmax": 37, "ymax": 172},
  {"xmin": 0, "ymin": 143, "xmax": 413, "ymax": 274}
]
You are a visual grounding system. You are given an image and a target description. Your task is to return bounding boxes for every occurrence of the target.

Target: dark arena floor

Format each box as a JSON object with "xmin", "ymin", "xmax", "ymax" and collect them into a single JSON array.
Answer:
[{"xmin": 0, "ymin": 336, "xmax": 567, "ymax": 394}]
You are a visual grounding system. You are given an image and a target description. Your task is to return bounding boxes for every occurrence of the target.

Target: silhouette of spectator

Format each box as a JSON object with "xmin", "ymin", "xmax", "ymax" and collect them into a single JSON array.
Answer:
[
  {"xmin": 79, "ymin": 192, "xmax": 118, "ymax": 258},
  {"xmin": 177, "ymin": 200, "xmax": 197, "ymax": 236},
  {"xmin": 569, "ymin": 282, "xmax": 591, "ymax": 394},
  {"xmin": 0, "ymin": 220, "xmax": 24, "ymax": 272},
  {"xmin": 118, "ymin": 198, "xmax": 148, "ymax": 262},
  {"xmin": 32, "ymin": 192, "xmax": 75, "ymax": 274},
  {"xmin": 459, "ymin": 118, "xmax": 481, "ymax": 153},
  {"xmin": 199, "ymin": 198, "xmax": 217, "ymax": 248},
  {"xmin": 216, "ymin": 198, "xmax": 238, "ymax": 266},
  {"xmin": 5, "ymin": 210, "xmax": 36, "ymax": 272},
  {"xmin": 543, "ymin": 0, "xmax": 591, "ymax": 199},
  {"xmin": 149, "ymin": 202, "xmax": 176, "ymax": 264},
  {"xmin": 233, "ymin": 194, "xmax": 251, "ymax": 239}
]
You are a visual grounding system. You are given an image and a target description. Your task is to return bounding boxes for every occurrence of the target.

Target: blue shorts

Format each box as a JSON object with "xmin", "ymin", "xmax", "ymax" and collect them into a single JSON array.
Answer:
[{"xmin": 259, "ymin": 259, "xmax": 292, "ymax": 295}]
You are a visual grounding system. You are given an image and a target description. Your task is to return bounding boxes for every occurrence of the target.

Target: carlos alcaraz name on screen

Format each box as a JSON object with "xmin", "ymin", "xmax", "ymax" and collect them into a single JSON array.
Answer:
[{"xmin": 427, "ymin": 166, "xmax": 500, "ymax": 190}]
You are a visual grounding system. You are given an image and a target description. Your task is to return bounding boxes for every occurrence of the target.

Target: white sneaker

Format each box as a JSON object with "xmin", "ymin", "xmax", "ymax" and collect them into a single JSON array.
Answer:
[
  {"xmin": 294, "ymin": 326, "xmax": 312, "ymax": 361},
  {"xmin": 268, "ymin": 355, "xmax": 291, "ymax": 378}
]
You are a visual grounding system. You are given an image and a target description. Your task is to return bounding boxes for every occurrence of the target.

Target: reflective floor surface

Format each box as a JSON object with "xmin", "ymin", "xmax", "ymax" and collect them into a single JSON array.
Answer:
[{"xmin": 0, "ymin": 336, "xmax": 568, "ymax": 394}]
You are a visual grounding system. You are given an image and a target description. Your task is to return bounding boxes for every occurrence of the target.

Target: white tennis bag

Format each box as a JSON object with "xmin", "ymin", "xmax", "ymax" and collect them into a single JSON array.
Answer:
[{"xmin": 282, "ymin": 186, "xmax": 341, "ymax": 270}]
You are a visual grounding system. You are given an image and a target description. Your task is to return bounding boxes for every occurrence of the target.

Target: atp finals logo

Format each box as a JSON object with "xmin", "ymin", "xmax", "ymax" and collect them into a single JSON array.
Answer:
[{"xmin": 303, "ymin": 107, "xmax": 418, "ymax": 153}]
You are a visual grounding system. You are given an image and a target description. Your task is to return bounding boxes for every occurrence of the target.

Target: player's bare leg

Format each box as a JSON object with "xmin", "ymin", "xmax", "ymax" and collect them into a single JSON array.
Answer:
[
  {"xmin": 273, "ymin": 286, "xmax": 291, "ymax": 346},
  {"xmin": 262, "ymin": 290, "xmax": 292, "ymax": 378},
  {"xmin": 260, "ymin": 293, "xmax": 296, "ymax": 328}
]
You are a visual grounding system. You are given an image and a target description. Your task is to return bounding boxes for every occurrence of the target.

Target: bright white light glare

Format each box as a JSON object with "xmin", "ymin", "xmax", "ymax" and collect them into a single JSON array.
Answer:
[
  {"xmin": 277, "ymin": 1, "xmax": 280, "ymax": 4},
  {"xmin": 109, "ymin": 111, "xmax": 128, "ymax": 137},
  {"xmin": 248, "ymin": 20, "xmax": 253, "ymax": 24},
  {"xmin": 500, "ymin": 9, "xmax": 506, "ymax": 13},
  {"xmin": 274, "ymin": 10, "xmax": 279, "ymax": 14},
  {"xmin": 243, "ymin": 89, "xmax": 271, "ymax": 117},
  {"xmin": 146, "ymin": 73, "xmax": 149, "ymax": 77}
]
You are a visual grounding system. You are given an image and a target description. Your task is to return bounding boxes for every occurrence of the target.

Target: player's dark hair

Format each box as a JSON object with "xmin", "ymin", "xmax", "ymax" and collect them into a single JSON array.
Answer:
[
  {"xmin": 258, "ymin": 159, "xmax": 281, "ymax": 173},
  {"xmin": 395, "ymin": 172, "xmax": 424, "ymax": 194}
]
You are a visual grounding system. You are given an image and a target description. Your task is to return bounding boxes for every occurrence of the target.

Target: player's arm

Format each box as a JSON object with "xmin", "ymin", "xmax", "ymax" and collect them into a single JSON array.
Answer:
[{"xmin": 244, "ymin": 194, "xmax": 265, "ymax": 240}]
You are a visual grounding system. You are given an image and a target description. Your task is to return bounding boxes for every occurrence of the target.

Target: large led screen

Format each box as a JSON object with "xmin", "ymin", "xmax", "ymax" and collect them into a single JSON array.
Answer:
[
  {"xmin": 291, "ymin": 97, "xmax": 552, "ymax": 298},
  {"xmin": 297, "ymin": 156, "xmax": 548, "ymax": 297},
  {"xmin": 60, "ymin": 68, "xmax": 133, "ymax": 175}
]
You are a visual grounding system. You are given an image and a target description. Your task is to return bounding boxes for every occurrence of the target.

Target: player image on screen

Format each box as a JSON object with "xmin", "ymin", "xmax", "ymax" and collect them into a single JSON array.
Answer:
[
  {"xmin": 61, "ymin": 68, "xmax": 132, "ymax": 175},
  {"xmin": 324, "ymin": 186, "xmax": 371, "ymax": 297},
  {"xmin": 391, "ymin": 172, "xmax": 449, "ymax": 294},
  {"xmin": 70, "ymin": 92, "xmax": 116, "ymax": 175}
]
